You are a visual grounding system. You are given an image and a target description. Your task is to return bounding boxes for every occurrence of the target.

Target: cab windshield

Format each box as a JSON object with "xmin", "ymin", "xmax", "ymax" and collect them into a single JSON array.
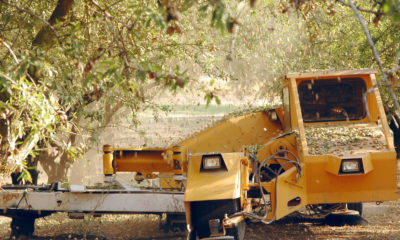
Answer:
[{"xmin": 298, "ymin": 78, "xmax": 366, "ymax": 122}]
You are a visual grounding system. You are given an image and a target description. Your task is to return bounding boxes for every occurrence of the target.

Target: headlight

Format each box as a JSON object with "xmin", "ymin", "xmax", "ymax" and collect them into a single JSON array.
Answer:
[
  {"xmin": 201, "ymin": 154, "xmax": 225, "ymax": 170},
  {"xmin": 203, "ymin": 156, "xmax": 221, "ymax": 169},
  {"xmin": 340, "ymin": 159, "xmax": 363, "ymax": 174}
]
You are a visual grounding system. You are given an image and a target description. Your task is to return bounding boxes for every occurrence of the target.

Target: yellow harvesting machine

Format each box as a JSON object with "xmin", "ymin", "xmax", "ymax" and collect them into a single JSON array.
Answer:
[{"xmin": 102, "ymin": 69, "xmax": 397, "ymax": 239}]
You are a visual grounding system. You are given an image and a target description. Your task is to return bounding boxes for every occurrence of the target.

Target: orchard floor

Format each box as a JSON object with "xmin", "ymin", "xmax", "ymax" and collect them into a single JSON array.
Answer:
[{"xmin": 0, "ymin": 201, "xmax": 400, "ymax": 239}]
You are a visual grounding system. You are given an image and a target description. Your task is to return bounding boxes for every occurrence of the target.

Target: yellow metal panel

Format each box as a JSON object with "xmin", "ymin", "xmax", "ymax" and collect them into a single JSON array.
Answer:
[
  {"xmin": 184, "ymin": 153, "xmax": 244, "ymax": 202},
  {"xmin": 324, "ymin": 155, "xmax": 342, "ymax": 175},
  {"xmin": 275, "ymin": 164, "xmax": 307, "ymax": 220},
  {"xmin": 324, "ymin": 155, "xmax": 374, "ymax": 176},
  {"xmin": 365, "ymin": 75, "xmax": 379, "ymax": 122},
  {"xmin": 363, "ymin": 154, "xmax": 373, "ymax": 174},
  {"xmin": 370, "ymin": 74, "xmax": 395, "ymax": 150},
  {"xmin": 103, "ymin": 144, "xmax": 114, "ymax": 175},
  {"xmin": 305, "ymin": 151, "xmax": 397, "ymax": 204},
  {"xmin": 253, "ymin": 165, "xmax": 307, "ymax": 221},
  {"xmin": 290, "ymin": 78, "xmax": 309, "ymax": 156},
  {"xmin": 113, "ymin": 149, "xmax": 175, "ymax": 173},
  {"xmin": 103, "ymin": 152, "xmax": 114, "ymax": 175},
  {"xmin": 179, "ymin": 112, "xmax": 283, "ymax": 154},
  {"xmin": 106, "ymin": 112, "xmax": 283, "ymax": 175}
]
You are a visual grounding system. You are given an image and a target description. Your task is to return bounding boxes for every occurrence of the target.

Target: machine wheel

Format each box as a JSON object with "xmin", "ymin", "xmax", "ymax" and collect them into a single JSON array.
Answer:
[
  {"xmin": 160, "ymin": 213, "xmax": 186, "ymax": 232},
  {"xmin": 190, "ymin": 198, "xmax": 246, "ymax": 240},
  {"xmin": 347, "ymin": 203, "xmax": 363, "ymax": 216},
  {"xmin": 324, "ymin": 203, "xmax": 365, "ymax": 226}
]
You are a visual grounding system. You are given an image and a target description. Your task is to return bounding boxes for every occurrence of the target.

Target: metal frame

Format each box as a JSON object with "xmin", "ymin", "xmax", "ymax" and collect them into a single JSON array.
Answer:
[{"xmin": 0, "ymin": 187, "xmax": 185, "ymax": 215}]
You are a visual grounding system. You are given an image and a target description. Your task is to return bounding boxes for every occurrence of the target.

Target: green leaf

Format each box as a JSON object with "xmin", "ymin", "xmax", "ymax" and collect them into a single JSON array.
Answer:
[
  {"xmin": 150, "ymin": 64, "xmax": 162, "ymax": 72},
  {"xmin": 149, "ymin": 13, "xmax": 166, "ymax": 29},
  {"xmin": 215, "ymin": 95, "xmax": 221, "ymax": 105},
  {"xmin": 138, "ymin": 71, "xmax": 146, "ymax": 82},
  {"xmin": 17, "ymin": 168, "xmax": 32, "ymax": 183},
  {"xmin": 0, "ymin": 76, "xmax": 7, "ymax": 86},
  {"xmin": 383, "ymin": 4, "xmax": 390, "ymax": 13},
  {"xmin": 182, "ymin": 0, "xmax": 195, "ymax": 11},
  {"xmin": 2, "ymin": 14, "xmax": 10, "ymax": 24},
  {"xmin": 199, "ymin": 4, "xmax": 209, "ymax": 12},
  {"xmin": 204, "ymin": 93, "xmax": 211, "ymax": 105}
]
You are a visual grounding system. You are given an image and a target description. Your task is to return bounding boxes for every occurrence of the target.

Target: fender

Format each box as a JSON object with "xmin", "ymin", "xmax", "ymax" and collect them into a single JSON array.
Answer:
[{"xmin": 184, "ymin": 152, "xmax": 244, "ymax": 202}]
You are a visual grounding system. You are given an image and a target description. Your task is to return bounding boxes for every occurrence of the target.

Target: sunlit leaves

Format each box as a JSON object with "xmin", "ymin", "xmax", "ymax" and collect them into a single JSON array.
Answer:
[
  {"xmin": 204, "ymin": 91, "xmax": 221, "ymax": 105},
  {"xmin": 0, "ymin": 71, "xmax": 62, "ymax": 176},
  {"xmin": 383, "ymin": 0, "xmax": 400, "ymax": 22},
  {"xmin": 212, "ymin": 1, "xmax": 229, "ymax": 32},
  {"xmin": 1, "ymin": 0, "xmax": 399, "ymax": 182}
]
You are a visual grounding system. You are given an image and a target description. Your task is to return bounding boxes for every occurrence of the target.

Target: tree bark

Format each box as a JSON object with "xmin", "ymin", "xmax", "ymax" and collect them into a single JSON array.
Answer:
[
  {"xmin": 39, "ymin": 149, "xmax": 73, "ymax": 183},
  {"xmin": 32, "ymin": 0, "xmax": 75, "ymax": 48}
]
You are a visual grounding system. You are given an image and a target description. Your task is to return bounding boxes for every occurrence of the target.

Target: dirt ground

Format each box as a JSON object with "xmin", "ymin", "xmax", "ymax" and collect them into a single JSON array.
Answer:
[
  {"xmin": 1, "ymin": 110, "xmax": 400, "ymax": 239},
  {"xmin": 0, "ymin": 201, "xmax": 400, "ymax": 239}
]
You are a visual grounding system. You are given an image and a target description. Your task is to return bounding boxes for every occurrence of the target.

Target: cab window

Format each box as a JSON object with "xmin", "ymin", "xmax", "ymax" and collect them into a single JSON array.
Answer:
[{"xmin": 298, "ymin": 78, "xmax": 366, "ymax": 122}]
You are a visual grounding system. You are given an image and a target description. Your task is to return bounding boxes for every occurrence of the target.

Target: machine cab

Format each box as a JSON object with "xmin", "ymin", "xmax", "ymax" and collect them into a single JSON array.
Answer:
[{"xmin": 281, "ymin": 69, "xmax": 395, "ymax": 157}]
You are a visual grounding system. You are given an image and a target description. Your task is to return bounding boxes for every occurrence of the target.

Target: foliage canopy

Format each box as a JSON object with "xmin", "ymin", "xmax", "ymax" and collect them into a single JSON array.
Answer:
[{"xmin": 0, "ymin": 0, "xmax": 399, "ymax": 182}]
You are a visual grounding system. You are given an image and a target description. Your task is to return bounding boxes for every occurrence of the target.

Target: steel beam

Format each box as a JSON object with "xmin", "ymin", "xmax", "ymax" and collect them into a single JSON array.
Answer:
[{"xmin": 0, "ymin": 189, "xmax": 185, "ymax": 214}]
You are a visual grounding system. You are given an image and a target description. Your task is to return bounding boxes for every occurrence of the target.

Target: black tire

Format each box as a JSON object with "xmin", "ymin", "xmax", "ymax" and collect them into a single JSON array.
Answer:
[
  {"xmin": 190, "ymin": 198, "xmax": 246, "ymax": 240},
  {"xmin": 161, "ymin": 213, "xmax": 186, "ymax": 233},
  {"xmin": 324, "ymin": 203, "xmax": 365, "ymax": 226},
  {"xmin": 347, "ymin": 203, "xmax": 363, "ymax": 216}
]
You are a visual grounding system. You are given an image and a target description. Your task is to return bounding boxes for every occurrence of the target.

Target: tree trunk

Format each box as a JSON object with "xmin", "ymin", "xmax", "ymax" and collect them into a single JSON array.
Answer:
[
  {"xmin": 1, "ymin": 0, "xmax": 75, "ymax": 184},
  {"xmin": 39, "ymin": 150, "xmax": 73, "ymax": 183},
  {"xmin": 32, "ymin": 0, "xmax": 74, "ymax": 48}
]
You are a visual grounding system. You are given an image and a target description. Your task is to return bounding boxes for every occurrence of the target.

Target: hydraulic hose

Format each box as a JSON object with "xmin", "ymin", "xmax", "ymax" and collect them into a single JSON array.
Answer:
[{"xmin": 230, "ymin": 149, "xmax": 301, "ymax": 224}]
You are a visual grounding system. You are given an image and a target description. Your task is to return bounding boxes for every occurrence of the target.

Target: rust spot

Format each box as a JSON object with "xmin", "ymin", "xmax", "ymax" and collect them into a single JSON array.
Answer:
[{"xmin": 2, "ymin": 193, "xmax": 20, "ymax": 203}]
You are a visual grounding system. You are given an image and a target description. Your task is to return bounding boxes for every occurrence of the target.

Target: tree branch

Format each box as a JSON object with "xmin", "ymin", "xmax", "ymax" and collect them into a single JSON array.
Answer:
[
  {"xmin": 89, "ymin": 0, "xmax": 131, "ymax": 29},
  {"xmin": 1, "ymin": 40, "xmax": 19, "ymax": 64},
  {"xmin": 337, "ymin": 0, "xmax": 380, "ymax": 14},
  {"xmin": 348, "ymin": 0, "xmax": 400, "ymax": 114},
  {"xmin": 7, "ymin": 131, "xmax": 40, "ymax": 170},
  {"xmin": 0, "ymin": 0, "xmax": 60, "ymax": 41},
  {"xmin": 90, "ymin": 0, "xmax": 132, "ymax": 75},
  {"xmin": 104, "ymin": 102, "xmax": 123, "ymax": 126},
  {"xmin": 1, "ymin": 40, "xmax": 37, "ymax": 86}
]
